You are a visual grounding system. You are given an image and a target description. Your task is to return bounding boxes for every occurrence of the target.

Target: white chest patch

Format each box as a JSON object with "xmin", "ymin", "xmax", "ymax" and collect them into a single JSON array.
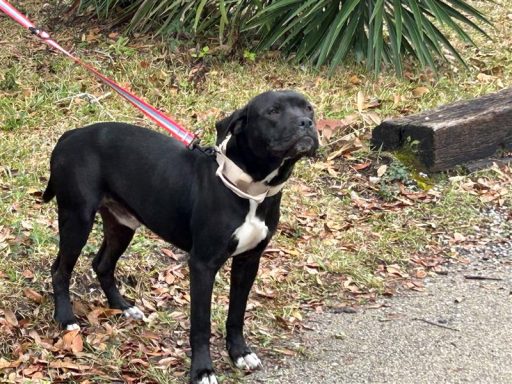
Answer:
[{"xmin": 232, "ymin": 200, "xmax": 268, "ymax": 256}]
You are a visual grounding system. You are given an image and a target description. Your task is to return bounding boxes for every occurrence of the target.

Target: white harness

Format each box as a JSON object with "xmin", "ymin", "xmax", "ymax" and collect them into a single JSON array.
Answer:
[{"xmin": 214, "ymin": 135, "xmax": 285, "ymax": 203}]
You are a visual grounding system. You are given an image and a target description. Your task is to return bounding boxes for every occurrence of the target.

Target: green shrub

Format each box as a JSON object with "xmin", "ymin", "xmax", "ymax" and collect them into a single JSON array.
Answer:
[{"xmin": 79, "ymin": 0, "xmax": 493, "ymax": 74}]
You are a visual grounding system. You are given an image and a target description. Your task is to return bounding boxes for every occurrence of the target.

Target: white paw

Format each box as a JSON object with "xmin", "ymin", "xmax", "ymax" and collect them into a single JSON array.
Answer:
[
  {"xmin": 66, "ymin": 323, "xmax": 80, "ymax": 331},
  {"xmin": 235, "ymin": 352, "xmax": 262, "ymax": 370},
  {"xmin": 123, "ymin": 306, "xmax": 145, "ymax": 320},
  {"xmin": 198, "ymin": 374, "xmax": 218, "ymax": 384}
]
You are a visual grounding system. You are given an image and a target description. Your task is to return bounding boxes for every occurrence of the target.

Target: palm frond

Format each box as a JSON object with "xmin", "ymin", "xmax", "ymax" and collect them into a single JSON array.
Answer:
[{"xmin": 79, "ymin": 0, "xmax": 494, "ymax": 74}]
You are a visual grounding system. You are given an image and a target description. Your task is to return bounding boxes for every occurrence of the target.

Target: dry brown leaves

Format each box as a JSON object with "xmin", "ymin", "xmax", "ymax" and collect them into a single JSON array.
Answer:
[
  {"xmin": 0, "ymin": 298, "xmax": 190, "ymax": 382},
  {"xmin": 309, "ymin": 111, "xmax": 506, "ymax": 306},
  {"xmin": 450, "ymin": 163, "xmax": 512, "ymax": 205}
]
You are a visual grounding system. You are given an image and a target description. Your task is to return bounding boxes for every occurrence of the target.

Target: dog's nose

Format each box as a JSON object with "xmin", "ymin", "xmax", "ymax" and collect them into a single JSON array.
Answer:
[{"xmin": 298, "ymin": 117, "xmax": 314, "ymax": 129}]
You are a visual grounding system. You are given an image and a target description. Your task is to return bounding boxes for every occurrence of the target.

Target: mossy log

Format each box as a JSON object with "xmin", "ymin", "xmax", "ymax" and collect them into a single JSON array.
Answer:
[{"xmin": 371, "ymin": 87, "xmax": 512, "ymax": 172}]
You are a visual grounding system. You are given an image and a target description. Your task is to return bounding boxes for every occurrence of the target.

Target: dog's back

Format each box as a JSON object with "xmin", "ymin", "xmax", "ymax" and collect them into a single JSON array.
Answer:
[
  {"xmin": 43, "ymin": 122, "xmax": 196, "ymax": 204},
  {"xmin": 43, "ymin": 122, "xmax": 215, "ymax": 250}
]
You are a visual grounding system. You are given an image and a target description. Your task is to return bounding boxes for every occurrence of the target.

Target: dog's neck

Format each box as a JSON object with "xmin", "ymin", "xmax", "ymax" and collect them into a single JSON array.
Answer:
[
  {"xmin": 213, "ymin": 134, "xmax": 297, "ymax": 203},
  {"xmin": 225, "ymin": 133, "xmax": 296, "ymax": 186}
]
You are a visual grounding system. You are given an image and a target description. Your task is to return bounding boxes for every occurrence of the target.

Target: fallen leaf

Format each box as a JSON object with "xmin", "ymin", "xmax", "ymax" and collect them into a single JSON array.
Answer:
[
  {"xmin": 87, "ymin": 307, "xmax": 123, "ymax": 326},
  {"xmin": 21, "ymin": 221, "xmax": 33, "ymax": 230},
  {"xmin": 327, "ymin": 137, "xmax": 363, "ymax": 161},
  {"xmin": 21, "ymin": 365, "xmax": 41, "ymax": 376},
  {"xmin": 272, "ymin": 348, "xmax": 296, "ymax": 356},
  {"xmin": 3, "ymin": 309, "xmax": 18, "ymax": 327},
  {"xmin": 255, "ymin": 288, "xmax": 276, "ymax": 299},
  {"xmin": 0, "ymin": 358, "xmax": 12, "ymax": 370},
  {"xmin": 29, "ymin": 329, "xmax": 42, "ymax": 345},
  {"xmin": 49, "ymin": 361, "xmax": 90, "ymax": 370},
  {"xmin": 158, "ymin": 357, "xmax": 179, "ymax": 367},
  {"xmin": 393, "ymin": 94, "xmax": 402, "ymax": 107},
  {"xmin": 352, "ymin": 161, "xmax": 371, "ymax": 171},
  {"xmin": 365, "ymin": 98, "xmax": 381, "ymax": 109},
  {"xmin": 363, "ymin": 111, "xmax": 382, "ymax": 125},
  {"xmin": 291, "ymin": 310, "xmax": 302, "ymax": 321},
  {"xmin": 57, "ymin": 330, "xmax": 84, "ymax": 354},
  {"xmin": 415, "ymin": 269, "xmax": 427, "ymax": 279},
  {"xmin": 357, "ymin": 91, "xmax": 365, "ymax": 112},
  {"xmin": 161, "ymin": 248, "xmax": 180, "ymax": 261},
  {"xmin": 165, "ymin": 272, "xmax": 176, "ymax": 285},
  {"xmin": 377, "ymin": 165, "xmax": 388, "ymax": 177},
  {"xmin": 22, "ymin": 269, "xmax": 34, "ymax": 279},
  {"xmin": 129, "ymin": 358, "xmax": 150, "ymax": 367},
  {"xmin": 316, "ymin": 119, "xmax": 353, "ymax": 142},
  {"xmin": 476, "ymin": 72, "xmax": 495, "ymax": 83},
  {"xmin": 453, "ymin": 232, "xmax": 466, "ymax": 242},
  {"xmin": 349, "ymin": 74, "xmax": 361, "ymax": 85},
  {"xmin": 386, "ymin": 265, "xmax": 406, "ymax": 276},
  {"xmin": 26, "ymin": 187, "xmax": 42, "ymax": 197},
  {"xmin": 24, "ymin": 288, "xmax": 43, "ymax": 304},
  {"xmin": 412, "ymin": 86, "xmax": 429, "ymax": 97}
]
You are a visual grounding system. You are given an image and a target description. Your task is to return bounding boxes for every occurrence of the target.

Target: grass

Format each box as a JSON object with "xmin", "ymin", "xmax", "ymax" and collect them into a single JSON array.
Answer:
[{"xmin": 1, "ymin": 0, "xmax": 512, "ymax": 383}]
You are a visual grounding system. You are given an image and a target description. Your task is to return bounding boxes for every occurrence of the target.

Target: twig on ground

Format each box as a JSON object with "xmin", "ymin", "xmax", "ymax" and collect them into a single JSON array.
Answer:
[
  {"xmin": 57, "ymin": 92, "xmax": 112, "ymax": 104},
  {"xmin": 56, "ymin": 92, "xmax": 114, "ymax": 119},
  {"xmin": 464, "ymin": 275, "xmax": 503, "ymax": 281},
  {"xmin": 412, "ymin": 318, "xmax": 460, "ymax": 332}
]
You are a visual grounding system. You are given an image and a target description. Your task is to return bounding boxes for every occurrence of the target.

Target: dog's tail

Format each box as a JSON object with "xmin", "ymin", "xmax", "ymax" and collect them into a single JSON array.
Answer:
[
  {"xmin": 42, "ymin": 129, "xmax": 78, "ymax": 203},
  {"xmin": 42, "ymin": 176, "xmax": 55, "ymax": 203}
]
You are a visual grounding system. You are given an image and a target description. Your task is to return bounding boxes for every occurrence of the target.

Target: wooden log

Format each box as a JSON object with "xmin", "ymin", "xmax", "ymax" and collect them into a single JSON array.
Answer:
[{"xmin": 371, "ymin": 87, "xmax": 512, "ymax": 172}]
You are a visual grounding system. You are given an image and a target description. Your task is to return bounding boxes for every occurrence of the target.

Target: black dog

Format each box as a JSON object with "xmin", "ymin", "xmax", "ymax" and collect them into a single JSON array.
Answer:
[{"xmin": 43, "ymin": 90, "xmax": 318, "ymax": 383}]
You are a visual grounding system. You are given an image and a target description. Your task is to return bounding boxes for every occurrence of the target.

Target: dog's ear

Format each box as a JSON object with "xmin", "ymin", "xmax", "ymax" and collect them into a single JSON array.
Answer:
[{"xmin": 215, "ymin": 107, "xmax": 247, "ymax": 145}]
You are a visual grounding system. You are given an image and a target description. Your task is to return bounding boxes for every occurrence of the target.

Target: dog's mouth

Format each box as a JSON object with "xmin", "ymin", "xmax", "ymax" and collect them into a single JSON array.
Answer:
[
  {"xmin": 293, "ymin": 136, "xmax": 316, "ymax": 155},
  {"xmin": 270, "ymin": 134, "xmax": 319, "ymax": 159}
]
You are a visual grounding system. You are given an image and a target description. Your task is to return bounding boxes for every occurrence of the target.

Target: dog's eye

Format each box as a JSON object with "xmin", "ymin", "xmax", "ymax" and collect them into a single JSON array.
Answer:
[
  {"xmin": 268, "ymin": 107, "xmax": 280, "ymax": 115},
  {"xmin": 305, "ymin": 105, "xmax": 313, "ymax": 113}
]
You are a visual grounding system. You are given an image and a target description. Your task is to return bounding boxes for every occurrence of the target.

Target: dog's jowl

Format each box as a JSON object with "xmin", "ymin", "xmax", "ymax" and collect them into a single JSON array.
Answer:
[{"xmin": 43, "ymin": 90, "xmax": 319, "ymax": 383}]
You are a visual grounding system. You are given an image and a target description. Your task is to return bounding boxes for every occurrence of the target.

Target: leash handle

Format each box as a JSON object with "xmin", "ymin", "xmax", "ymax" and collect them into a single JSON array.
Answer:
[{"xmin": 0, "ymin": 0, "xmax": 197, "ymax": 147}]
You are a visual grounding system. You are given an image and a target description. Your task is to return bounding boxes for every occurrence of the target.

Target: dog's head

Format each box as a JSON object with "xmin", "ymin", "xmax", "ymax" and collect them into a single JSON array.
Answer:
[{"xmin": 215, "ymin": 91, "xmax": 319, "ymax": 161}]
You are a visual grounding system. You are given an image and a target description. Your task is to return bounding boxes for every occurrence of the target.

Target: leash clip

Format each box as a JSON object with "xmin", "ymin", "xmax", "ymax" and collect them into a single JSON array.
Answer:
[
  {"xmin": 187, "ymin": 137, "xmax": 201, "ymax": 151},
  {"xmin": 28, "ymin": 26, "xmax": 50, "ymax": 39},
  {"xmin": 28, "ymin": 26, "xmax": 38, "ymax": 34}
]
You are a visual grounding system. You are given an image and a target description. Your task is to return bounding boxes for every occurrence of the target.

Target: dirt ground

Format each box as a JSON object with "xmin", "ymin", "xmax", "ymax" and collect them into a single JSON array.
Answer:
[{"xmin": 247, "ymin": 208, "xmax": 512, "ymax": 384}]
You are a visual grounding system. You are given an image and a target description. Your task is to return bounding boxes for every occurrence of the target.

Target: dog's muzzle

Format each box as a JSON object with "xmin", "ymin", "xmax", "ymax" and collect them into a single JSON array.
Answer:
[{"xmin": 294, "ymin": 135, "xmax": 316, "ymax": 155}]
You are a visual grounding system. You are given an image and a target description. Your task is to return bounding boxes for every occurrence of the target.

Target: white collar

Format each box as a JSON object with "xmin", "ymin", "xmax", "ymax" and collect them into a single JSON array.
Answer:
[{"xmin": 214, "ymin": 135, "xmax": 285, "ymax": 203}]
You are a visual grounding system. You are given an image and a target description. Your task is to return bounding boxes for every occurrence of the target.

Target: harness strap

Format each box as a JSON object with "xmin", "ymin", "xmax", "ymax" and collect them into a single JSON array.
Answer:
[{"xmin": 215, "ymin": 135, "xmax": 285, "ymax": 203}]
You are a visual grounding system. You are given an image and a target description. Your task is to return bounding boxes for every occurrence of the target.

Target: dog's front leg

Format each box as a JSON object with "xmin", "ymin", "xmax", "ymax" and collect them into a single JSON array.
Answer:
[
  {"xmin": 189, "ymin": 256, "xmax": 223, "ymax": 384},
  {"xmin": 226, "ymin": 250, "xmax": 264, "ymax": 371}
]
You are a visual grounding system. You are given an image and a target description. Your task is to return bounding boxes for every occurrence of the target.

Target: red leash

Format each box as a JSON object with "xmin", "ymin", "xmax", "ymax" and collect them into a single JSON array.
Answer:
[{"xmin": 0, "ymin": 0, "xmax": 197, "ymax": 147}]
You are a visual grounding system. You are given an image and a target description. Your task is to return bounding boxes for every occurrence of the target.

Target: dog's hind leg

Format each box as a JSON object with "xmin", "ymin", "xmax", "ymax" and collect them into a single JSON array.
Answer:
[
  {"xmin": 226, "ymin": 249, "xmax": 265, "ymax": 371},
  {"xmin": 92, "ymin": 208, "xmax": 143, "ymax": 320},
  {"xmin": 52, "ymin": 207, "xmax": 95, "ymax": 330}
]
